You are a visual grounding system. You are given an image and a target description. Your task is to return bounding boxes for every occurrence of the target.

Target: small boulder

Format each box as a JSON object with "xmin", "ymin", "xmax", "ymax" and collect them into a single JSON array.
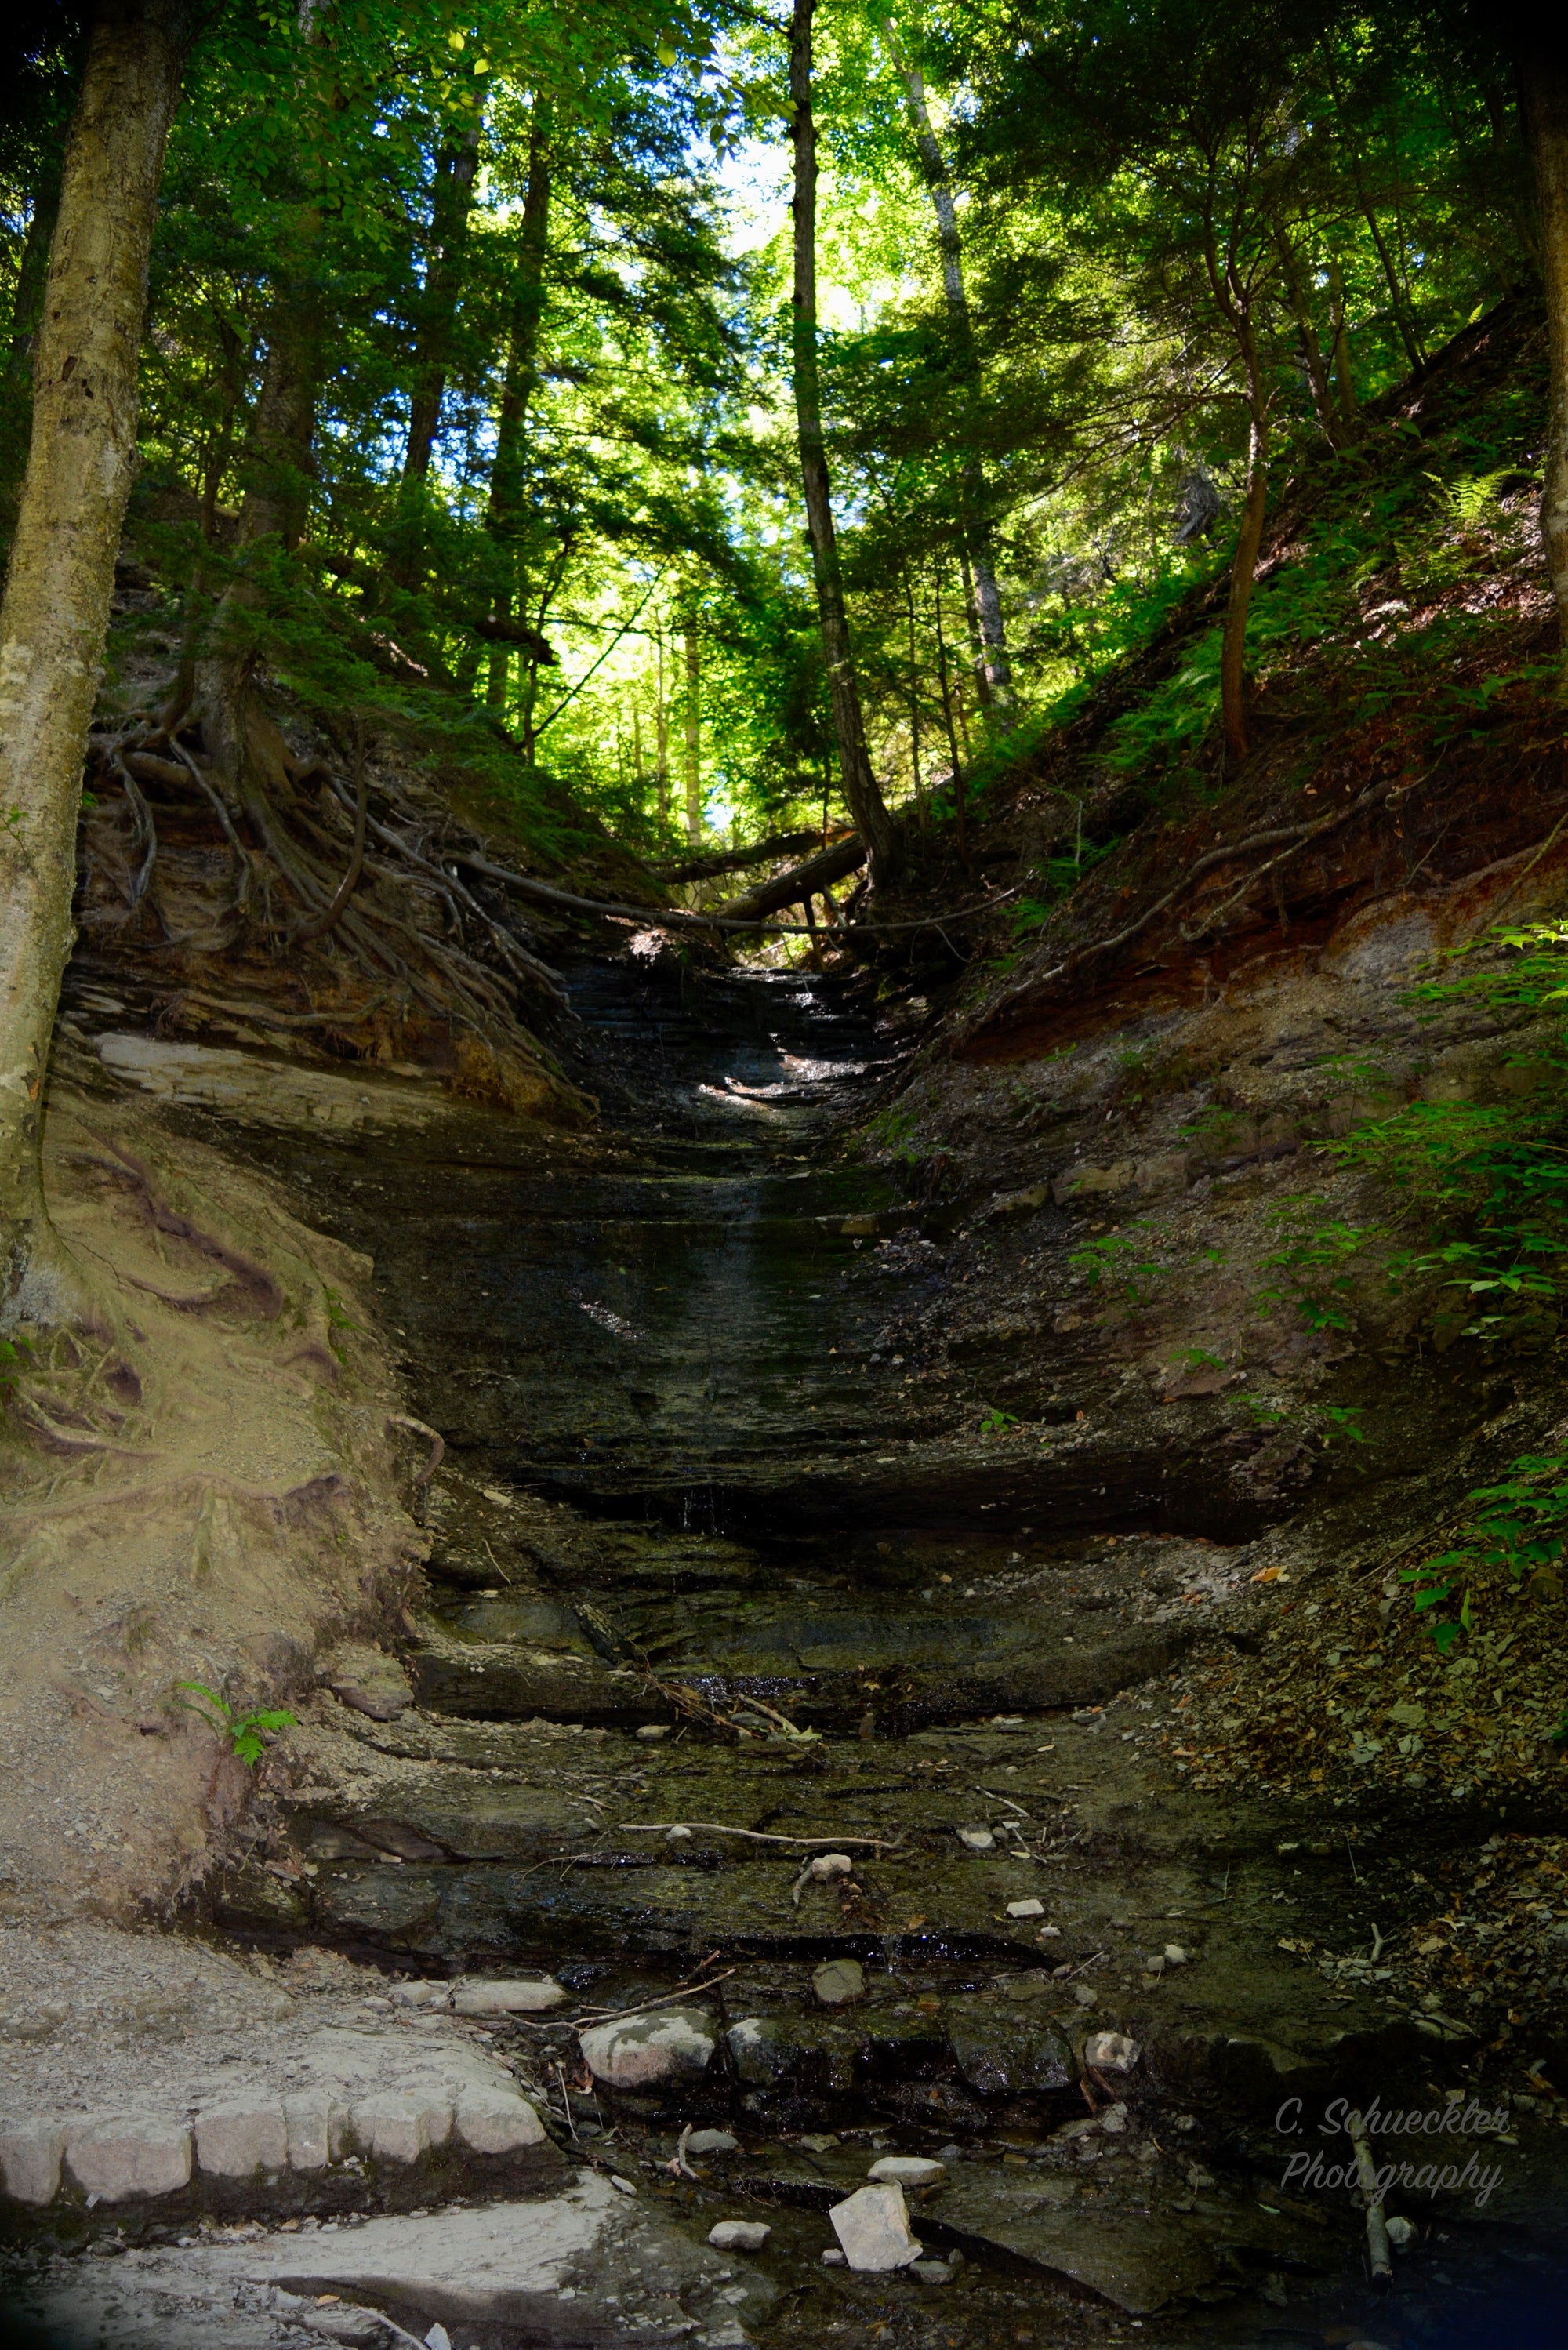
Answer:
[
  {"xmin": 821, "ymin": 2247, "xmax": 846, "ymax": 2266},
  {"xmin": 65, "ymin": 2113, "xmax": 192, "ymax": 2201},
  {"xmin": 452, "ymin": 2090, "xmax": 547, "ymax": 2156},
  {"xmin": 829, "ymin": 2183, "xmax": 923, "ymax": 2272},
  {"xmin": 708, "ymin": 2219, "xmax": 771, "ymax": 2251},
  {"xmin": 913, "ymin": 2260, "xmax": 954, "ymax": 2284},
  {"xmin": 1006, "ymin": 1898, "xmax": 1044, "ymax": 1918},
  {"xmin": 579, "ymin": 2007, "xmax": 716, "ymax": 2090},
  {"xmin": 324, "ymin": 1644, "xmax": 413, "ymax": 1722},
  {"xmin": 811, "ymin": 1959, "xmax": 865, "ymax": 2007},
  {"xmin": 685, "ymin": 2129, "xmax": 739, "ymax": 2155},
  {"xmin": 868, "ymin": 2156, "xmax": 946, "ymax": 2188},
  {"xmin": 1163, "ymin": 1943, "xmax": 1189, "ymax": 1966},
  {"xmin": 350, "ymin": 2093, "xmax": 452, "ymax": 2163},
  {"xmin": 957, "ymin": 1828, "xmax": 994, "ymax": 1851},
  {"xmin": 194, "ymin": 2101, "xmax": 288, "ymax": 2178},
  {"xmin": 1084, "ymin": 2030, "xmax": 1141, "ymax": 2073},
  {"xmin": 0, "ymin": 2120, "xmax": 66, "ymax": 2205},
  {"xmin": 451, "ymin": 1977, "xmax": 566, "ymax": 2016}
]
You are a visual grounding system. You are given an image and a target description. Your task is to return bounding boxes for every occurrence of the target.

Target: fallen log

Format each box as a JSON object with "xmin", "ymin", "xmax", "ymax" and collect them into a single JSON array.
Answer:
[
  {"xmin": 657, "ymin": 828, "xmax": 826, "ymax": 884},
  {"xmin": 714, "ymin": 832, "xmax": 866, "ymax": 921}
]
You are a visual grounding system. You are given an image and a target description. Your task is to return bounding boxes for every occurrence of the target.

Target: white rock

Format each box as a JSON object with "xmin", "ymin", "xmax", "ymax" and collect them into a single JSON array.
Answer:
[
  {"xmin": 636, "ymin": 1723, "xmax": 670, "ymax": 1740},
  {"xmin": 1037, "ymin": 1923, "xmax": 1061, "ymax": 1939},
  {"xmin": 957, "ymin": 1828, "xmax": 994, "ymax": 1851},
  {"xmin": 350, "ymin": 2093, "xmax": 452, "ymax": 2163},
  {"xmin": 708, "ymin": 2220, "xmax": 771, "ymax": 2251},
  {"xmin": 811, "ymin": 1958, "xmax": 864, "ymax": 2007},
  {"xmin": 579, "ymin": 2007, "xmax": 716, "ymax": 2089},
  {"xmin": 867, "ymin": 2156, "xmax": 946, "ymax": 2187},
  {"xmin": 194, "ymin": 2101, "xmax": 288, "ymax": 2178},
  {"xmin": 1083, "ymin": 2031, "xmax": 1141, "ymax": 2074},
  {"xmin": 1163, "ymin": 1944, "xmax": 1189, "ymax": 1965},
  {"xmin": 685, "ymin": 2129, "xmax": 739, "ymax": 2154},
  {"xmin": 0, "ymin": 2119, "xmax": 66, "ymax": 2204},
  {"xmin": 390, "ymin": 1981, "xmax": 451, "ymax": 2009},
  {"xmin": 1385, "ymin": 2214, "xmax": 1417, "ymax": 2248},
  {"xmin": 829, "ymin": 2183, "xmax": 923, "ymax": 2272},
  {"xmin": 1098, "ymin": 2102, "xmax": 1129, "ymax": 2136},
  {"xmin": 283, "ymin": 2097, "xmax": 332, "ymax": 2173},
  {"xmin": 821, "ymin": 2246, "xmax": 846, "ymax": 2265},
  {"xmin": 1006, "ymin": 1898, "xmax": 1044, "ymax": 1918},
  {"xmin": 913, "ymin": 2260, "xmax": 954, "ymax": 2283},
  {"xmin": 452, "ymin": 2090, "xmax": 547, "ymax": 2156},
  {"xmin": 450, "ymin": 1977, "xmax": 566, "ymax": 2016},
  {"xmin": 66, "ymin": 2112, "xmax": 192, "ymax": 2201}
]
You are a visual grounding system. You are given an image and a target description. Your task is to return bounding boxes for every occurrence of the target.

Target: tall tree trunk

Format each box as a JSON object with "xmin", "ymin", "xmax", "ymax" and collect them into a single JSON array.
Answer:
[
  {"xmin": 1220, "ymin": 381, "xmax": 1269, "ymax": 764},
  {"xmin": 789, "ymin": 0, "xmax": 899, "ymax": 883},
  {"xmin": 1327, "ymin": 260, "xmax": 1357, "ymax": 431},
  {"xmin": 655, "ymin": 619, "xmax": 670, "ymax": 828},
  {"xmin": 388, "ymin": 116, "xmax": 481, "ymax": 592},
  {"xmin": 880, "ymin": 14, "xmax": 1014, "ymax": 722},
  {"xmin": 1200, "ymin": 202, "xmax": 1269, "ymax": 763},
  {"xmin": 485, "ymin": 106, "xmax": 551, "ymax": 707},
  {"xmin": 934, "ymin": 570, "xmax": 967, "ymax": 866},
  {"xmin": 0, "ymin": 0, "xmax": 191, "ymax": 1286},
  {"xmin": 0, "ymin": 136, "xmax": 67, "ymax": 528},
  {"xmin": 905, "ymin": 567, "xmax": 924, "ymax": 828},
  {"xmin": 683, "ymin": 619, "xmax": 702, "ymax": 845},
  {"xmin": 1274, "ymin": 222, "xmax": 1341, "ymax": 447},
  {"xmin": 1520, "ymin": 37, "xmax": 1568, "ymax": 643}
]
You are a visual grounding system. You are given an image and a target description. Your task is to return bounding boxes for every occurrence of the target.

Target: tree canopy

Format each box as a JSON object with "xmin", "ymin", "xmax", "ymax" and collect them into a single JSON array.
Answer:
[{"xmin": 0, "ymin": 0, "xmax": 1547, "ymax": 859}]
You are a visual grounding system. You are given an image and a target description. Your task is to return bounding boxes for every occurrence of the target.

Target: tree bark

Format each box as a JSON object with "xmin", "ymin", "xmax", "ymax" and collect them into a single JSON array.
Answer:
[
  {"xmin": 1220, "ymin": 392, "xmax": 1269, "ymax": 763},
  {"xmin": 1327, "ymin": 259, "xmax": 1357, "ymax": 431},
  {"xmin": 0, "ymin": 135, "xmax": 67, "ymax": 525},
  {"xmin": 1521, "ymin": 37, "xmax": 1568, "ymax": 643},
  {"xmin": 715, "ymin": 830, "xmax": 866, "ymax": 921},
  {"xmin": 880, "ymin": 15, "xmax": 1014, "ymax": 722},
  {"xmin": 0, "ymin": 0, "xmax": 192, "ymax": 1288},
  {"xmin": 789, "ymin": 0, "xmax": 899, "ymax": 884},
  {"xmin": 1199, "ymin": 202, "xmax": 1270, "ymax": 763},
  {"xmin": 659, "ymin": 827, "xmax": 820, "ymax": 882},
  {"xmin": 389, "ymin": 117, "xmax": 481, "ymax": 591},
  {"xmin": 485, "ymin": 105, "xmax": 551, "ymax": 707},
  {"xmin": 1273, "ymin": 221, "xmax": 1341, "ymax": 447},
  {"xmin": 683, "ymin": 618, "xmax": 702, "ymax": 844},
  {"xmin": 655, "ymin": 618, "xmax": 670, "ymax": 828}
]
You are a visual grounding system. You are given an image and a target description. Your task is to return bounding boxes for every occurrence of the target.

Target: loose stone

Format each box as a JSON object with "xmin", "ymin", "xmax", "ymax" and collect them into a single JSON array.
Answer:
[
  {"xmin": 1084, "ymin": 2030, "xmax": 1142, "ymax": 2072},
  {"xmin": 579, "ymin": 2007, "xmax": 717, "ymax": 2088},
  {"xmin": 829, "ymin": 2182, "xmax": 924, "ymax": 2272},
  {"xmin": 868, "ymin": 2156, "xmax": 946, "ymax": 2187},
  {"xmin": 811, "ymin": 1958, "xmax": 865, "ymax": 2007},
  {"xmin": 708, "ymin": 2220, "xmax": 771, "ymax": 2251}
]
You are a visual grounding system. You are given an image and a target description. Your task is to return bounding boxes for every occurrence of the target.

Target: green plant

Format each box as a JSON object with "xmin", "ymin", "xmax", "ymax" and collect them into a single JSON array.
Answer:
[
  {"xmin": 0, "ymin": 1335, "xmax": 32, "ymax": 1397},
  {"xmin": 863, "ymin": 1107, "xmax": 921, "ymax": 1165},
  {"xmin": 1180, "ymin": 1102, "xmax": 1246, "ymax": 1153},
  {"xmin": 1400, "ymin": 1451, "xmax": 1568, "ymax": 1652},
  {"xmin": 1319, "ymin": 1404, "xmax": 1368, "ymax": 1448},
  {"xmin": 979, "ymin": 1404, "xmax": 1020, "ymax": 1435},
  {"xmin": 1254, "ymin": 1208, "xmax": 1376, "ymax": 1333},
  {"xmin": 174, "ymin": 1680, "xmax": 298, "ymax": 1767},
  {"xmin": 1069, "ymin": 1225, "xmax": 1167, "ymax": 1309}
]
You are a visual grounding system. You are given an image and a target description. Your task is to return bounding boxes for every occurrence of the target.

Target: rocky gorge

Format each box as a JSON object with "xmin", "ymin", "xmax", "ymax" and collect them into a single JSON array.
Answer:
[{"xmin": 4, "ymin": 860, "xmax": 1568, "ymax": 2350}]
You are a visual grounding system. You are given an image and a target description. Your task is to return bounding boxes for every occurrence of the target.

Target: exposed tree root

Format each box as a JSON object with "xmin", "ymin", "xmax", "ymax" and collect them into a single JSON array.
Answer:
[{"xmin": 79, "ymin": 654, "xmax": 590, "ymax": 1121}]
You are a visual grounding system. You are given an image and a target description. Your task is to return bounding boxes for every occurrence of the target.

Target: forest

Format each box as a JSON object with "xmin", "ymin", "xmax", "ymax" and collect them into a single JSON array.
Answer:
[
  {"xmin": 3, "ymin": 0, "xmax": 1562, "ymax": 948},
  {"xmin": 6, "ymin": 1, "xmax": 1568, "ymax": 2340}
]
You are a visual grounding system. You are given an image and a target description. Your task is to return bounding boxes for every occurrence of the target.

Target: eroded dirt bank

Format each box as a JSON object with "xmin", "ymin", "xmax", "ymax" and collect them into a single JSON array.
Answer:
[{"xmin": 3, "ymin": 888, "xmax": 1566, "ymax": 2350}]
